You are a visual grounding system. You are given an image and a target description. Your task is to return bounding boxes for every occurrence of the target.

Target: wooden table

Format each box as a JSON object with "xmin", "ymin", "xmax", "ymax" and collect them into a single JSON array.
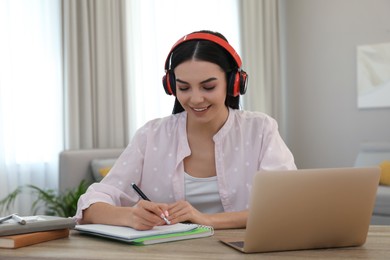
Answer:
[{"xmin": 0, "ymin": 226, "xmax": 389, "ymax": 259}]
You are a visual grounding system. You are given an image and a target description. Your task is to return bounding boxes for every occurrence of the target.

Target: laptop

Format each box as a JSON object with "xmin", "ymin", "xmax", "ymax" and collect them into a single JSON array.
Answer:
[{"xmin": 220, "ymin": 167, "xmax": 380, "ymax": 253}]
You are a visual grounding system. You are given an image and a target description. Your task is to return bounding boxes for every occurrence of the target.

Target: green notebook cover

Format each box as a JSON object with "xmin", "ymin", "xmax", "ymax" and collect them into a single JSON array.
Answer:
[
  {"xmin": 75, "ymin": 223, "xmax": 213, "ymax": 245},
  {"xmin": 131, "ymin": 226, "xmax": 214, "ymax": 245}
]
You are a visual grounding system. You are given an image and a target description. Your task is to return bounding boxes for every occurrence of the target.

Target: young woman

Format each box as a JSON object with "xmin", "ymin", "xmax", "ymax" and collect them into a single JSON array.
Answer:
[{"xmin": 75, "ymin": 30, "xmax": 296, "ymax": 230}]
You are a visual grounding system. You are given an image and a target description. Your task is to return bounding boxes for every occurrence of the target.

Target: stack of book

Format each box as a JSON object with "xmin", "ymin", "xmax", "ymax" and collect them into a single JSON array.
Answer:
[{"xmin": 0, "ymin": 215, "xmax": 76, "ymax": 249}]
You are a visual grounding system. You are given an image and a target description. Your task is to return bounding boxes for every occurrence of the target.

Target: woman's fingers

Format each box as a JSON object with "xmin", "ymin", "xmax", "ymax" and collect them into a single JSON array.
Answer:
[
  {"xmin": 167, "ymin": 200, "xmax": 203, "ymax": 224},
  {"xmin": 132, "ymin": 200, "xmax": 169, "ymax": 229}
]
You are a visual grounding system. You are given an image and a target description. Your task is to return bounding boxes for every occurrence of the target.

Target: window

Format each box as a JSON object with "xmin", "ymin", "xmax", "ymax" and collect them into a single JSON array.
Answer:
[
  {"xmin": 126, "ymin": 0, "xmax": 240, "ymax": 136},
  {"xmin": 0, "ymin": 0, "xmax": 62, "ymax": 214}
]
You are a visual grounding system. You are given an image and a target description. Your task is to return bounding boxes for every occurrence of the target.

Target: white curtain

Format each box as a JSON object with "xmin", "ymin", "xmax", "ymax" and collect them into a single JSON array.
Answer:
[
  {"xmin": 62, "ymin": 0, "xmax": 129, "ymax": 150},
  {"xmin": 0, "ymin": 0, "xmax": 62, "ymax": 215},
  {"xmin": 239, "ymin": 0, "xmax": 283, "ymax": 123},
  {"xmin": 0, "ymin": 0, "xmax": 280, "ymax": 216},
  {"xmin": 126, "ymin": 0, "xmax": 240, "ymax": 137}
]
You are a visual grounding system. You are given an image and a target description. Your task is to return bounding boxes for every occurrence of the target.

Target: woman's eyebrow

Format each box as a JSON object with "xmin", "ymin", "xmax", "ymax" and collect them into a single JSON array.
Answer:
[
  {"xmin": 200, "ymin": 77, "xmax": 217, "ymax": 84},
  {"xmin": 176, "ymin": 79, "xmax": 189, "ymax": 84},
  {"xmin": 176, "ymin": 77, "xmax": 217, "ymax": 84}
]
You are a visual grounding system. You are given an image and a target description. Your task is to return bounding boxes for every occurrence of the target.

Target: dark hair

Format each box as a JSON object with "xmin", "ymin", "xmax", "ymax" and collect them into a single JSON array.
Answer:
[{"xmin": 169, "ymin": 30, "xmax": 240, "ymax": 114}]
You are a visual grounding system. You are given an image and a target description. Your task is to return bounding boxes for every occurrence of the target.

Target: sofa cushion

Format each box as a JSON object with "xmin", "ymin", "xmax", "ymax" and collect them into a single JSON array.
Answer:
[
  {"xmin": 91, "ymin": 158, "xmax": 117, "ymax": 181},
  {"xmin": 380, "ymin": 160, "xmax": 390, "ymax": 185},
  {"xmin": 373, "ymin": 185, "xmax": 390, "ymax": 216}
]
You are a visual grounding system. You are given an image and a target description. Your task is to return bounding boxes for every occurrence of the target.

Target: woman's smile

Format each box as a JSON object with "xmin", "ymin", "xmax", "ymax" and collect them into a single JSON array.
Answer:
[
  {"xmin": 191, "ymin": 105, "xmax": 211, "ymax": 112},
  {"xmin": 174, "ymin": 59, "xmax": 228, "ymax": 126}
]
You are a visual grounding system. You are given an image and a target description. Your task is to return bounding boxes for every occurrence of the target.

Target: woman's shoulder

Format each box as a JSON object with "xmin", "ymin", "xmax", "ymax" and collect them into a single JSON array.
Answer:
[
  {"xmin": 138, "ymin": 112, "xmax": 185, "ymax": 133},
  {"xmin": 229, "ymin": 109, "xmax": 279, "ymax": 135},
  {"xmin": 232, "ymin": 109, "xmax": 275, "ymax": 123}
]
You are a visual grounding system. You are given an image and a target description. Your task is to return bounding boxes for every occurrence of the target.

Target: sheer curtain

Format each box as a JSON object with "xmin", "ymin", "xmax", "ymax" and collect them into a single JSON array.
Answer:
[
  {"xmin": 0, "ymin": 0, "xmax": 62, "ymax": 215},
  {"xmin": 126, "ymin": 0, "xmax": 240, "ymax": 137},
  {"xmin": 239, "ymin": 0, "xmax": 283, "ymax": 124},
  {"xmin": 0, "ymin": 0, "xmax": 280, "ymax": 216},
  {"xmin": 62, "ymin": 0, "xmax": 129, "ymax": 150}
]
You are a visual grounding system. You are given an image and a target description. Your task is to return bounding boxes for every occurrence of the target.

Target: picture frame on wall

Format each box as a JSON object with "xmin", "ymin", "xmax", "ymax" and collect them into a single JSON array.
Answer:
[{"xmin": 357, "ymin": 42, "xmax": 390, "ymax": 109}]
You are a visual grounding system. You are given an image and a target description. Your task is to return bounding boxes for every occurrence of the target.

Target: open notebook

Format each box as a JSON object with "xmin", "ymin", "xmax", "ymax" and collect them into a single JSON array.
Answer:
[
  {"xmin": 75, "ymin": 223, "xmax": 213, "ymax": 245},
  {"xmin": 220, "ymin": 167, "xmax": 380, "ymax": 253}
]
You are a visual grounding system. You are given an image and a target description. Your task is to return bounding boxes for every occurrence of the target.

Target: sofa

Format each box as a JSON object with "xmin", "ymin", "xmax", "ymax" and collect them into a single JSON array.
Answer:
[
  {"xmin": 59, "ymin": 145, "xmax": 390, "ymax": 225},
  {"xmin": 59, "ymin": 148, "xmax": 124, "ymax": 192},
  {"xmin": 354, "ymin": 142, "xmax": 390, "ymax": 225}
]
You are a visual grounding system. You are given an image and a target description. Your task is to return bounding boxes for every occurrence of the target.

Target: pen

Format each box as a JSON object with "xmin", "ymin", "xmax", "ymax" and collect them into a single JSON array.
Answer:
[
  {"xmin": 0, "ymin": 214, "xmax": 13, "ymax": 224},
  {"xmin": 131, "ymin": 183, "xmax": 171, "ymax": 225},
  {"xmin": 0, "ymin": 214, "xmax": 26, "ymax": 225},
  {"xmin": 12, "ymin": 214, "xmax": 26, "ymax": 225}
]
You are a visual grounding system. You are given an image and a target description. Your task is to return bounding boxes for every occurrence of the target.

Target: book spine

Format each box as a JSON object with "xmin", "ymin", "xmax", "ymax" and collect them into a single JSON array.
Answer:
[{"xmin": 1, "ymin": 229, "xmax": 69, "ymax": 249}]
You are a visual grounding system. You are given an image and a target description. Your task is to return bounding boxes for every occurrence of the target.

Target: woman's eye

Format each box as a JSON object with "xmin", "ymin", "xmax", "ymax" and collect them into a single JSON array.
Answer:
[
  {"xmin": 203, "ymin": 85, "xmax": 215, "ymax": 91},
  {"xmin": 177, "ymin": 84, "xmax": 190, "ymax": 91},
  {"xmin": 178, "ymin": 86, "xmax": 189, "ymax": 91}
]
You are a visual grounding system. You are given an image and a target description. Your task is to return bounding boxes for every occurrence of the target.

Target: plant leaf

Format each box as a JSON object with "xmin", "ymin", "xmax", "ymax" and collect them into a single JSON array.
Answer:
[
  {"xmin": 0, "ymin": 186, "xmax": 23, "ymax": 215},
  {"xmin": 0, "ymin": 180, "xmax": 89, "ymax": 217}
]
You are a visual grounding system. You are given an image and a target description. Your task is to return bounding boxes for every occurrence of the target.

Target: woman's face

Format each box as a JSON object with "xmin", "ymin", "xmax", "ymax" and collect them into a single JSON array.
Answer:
[{"xmin": 174, "ymin": 59, "xmax": 228, "ymax": 127}]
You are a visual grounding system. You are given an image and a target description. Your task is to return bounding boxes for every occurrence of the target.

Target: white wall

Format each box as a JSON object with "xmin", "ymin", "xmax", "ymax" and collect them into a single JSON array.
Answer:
[{"xmin": 280, "ymin": 0, "xmax": 390, "ymax": 168}]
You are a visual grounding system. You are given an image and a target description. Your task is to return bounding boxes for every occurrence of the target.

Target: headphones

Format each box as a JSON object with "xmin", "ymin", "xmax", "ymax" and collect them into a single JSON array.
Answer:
[{"xmin": 162, "ymin": 32, "xmax": 248, "ymax": 97}]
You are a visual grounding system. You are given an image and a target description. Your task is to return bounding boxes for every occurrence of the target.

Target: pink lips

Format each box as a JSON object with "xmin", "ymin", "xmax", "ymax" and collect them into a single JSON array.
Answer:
[{"xmin": 191, "ymin": 105, "xmax": 211, "ymax": 113}]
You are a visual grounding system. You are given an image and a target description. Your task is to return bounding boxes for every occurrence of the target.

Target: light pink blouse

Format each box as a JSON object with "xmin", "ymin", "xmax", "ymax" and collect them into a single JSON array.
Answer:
[{"xmin": 74, "ymin": 108, "xmax": 296, "ymax": 222}]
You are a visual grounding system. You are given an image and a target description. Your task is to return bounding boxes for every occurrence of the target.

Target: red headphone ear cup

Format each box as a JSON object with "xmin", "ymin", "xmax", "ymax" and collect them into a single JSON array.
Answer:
[
  {"xmin": 227, "ymin": 71, "xmax": 240, "ymax": 97},
  {"xmin": 239, "ymin": 71, "xmax": 248, "ymax": 95},
  {"xmin": 162, "ymin": 71, "xmax": 176, "ymax": 95},
  {"xmin": 169, "ymin": 72, "xmax": 176, "ymax": 95},
  {"xmin": 227, "ymin": 70, "xmax": 248, "ymax": 96}
]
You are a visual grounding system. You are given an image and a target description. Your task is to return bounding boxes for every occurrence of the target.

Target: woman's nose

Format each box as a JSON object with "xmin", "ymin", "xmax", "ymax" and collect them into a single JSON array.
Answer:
[{"xmin": 190, "ymin": 89, "xmax": 204, "ymax": 103}]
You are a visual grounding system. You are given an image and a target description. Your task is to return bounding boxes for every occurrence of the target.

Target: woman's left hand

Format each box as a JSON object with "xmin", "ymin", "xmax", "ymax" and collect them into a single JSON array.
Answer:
[{"xmin": 166, "ymin": 200, "xmax": 212, "ymax": 226}]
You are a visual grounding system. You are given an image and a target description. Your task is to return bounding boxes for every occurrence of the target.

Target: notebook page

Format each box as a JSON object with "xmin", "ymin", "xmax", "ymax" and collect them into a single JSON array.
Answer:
[{"xmin": 75, "ymin": 223, "xmax": 198, "ymax": 240}]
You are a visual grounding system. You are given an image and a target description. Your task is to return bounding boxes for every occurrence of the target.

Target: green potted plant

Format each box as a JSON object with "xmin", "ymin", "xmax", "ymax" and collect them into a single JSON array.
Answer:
[{"xmin": 0, "ymin": 180, "xmax": 88, "ymax": 217}]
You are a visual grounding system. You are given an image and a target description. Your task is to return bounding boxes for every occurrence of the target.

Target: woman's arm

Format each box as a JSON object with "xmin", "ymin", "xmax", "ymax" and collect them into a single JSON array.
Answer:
[
  {"xmin": 80, "ymin": 201, "xmax": 169, "ymax": 230},
  {"xmin": 204, "ymin": 211, "xmax": 248, "ymax": 229},
  {"xmin": 167, "ymin": 200, "xmax": 247, "ymax": 229}
]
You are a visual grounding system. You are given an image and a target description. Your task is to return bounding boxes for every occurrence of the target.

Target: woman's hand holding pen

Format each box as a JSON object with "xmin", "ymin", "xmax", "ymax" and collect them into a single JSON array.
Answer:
[
  {"xmin": 81, "ymin": 197, "xmax": 244, "ymax": 230},
  {"xmin": 132, "ymin": 200, "xmax": 210, "ymax": 230},
  {"xmin": 131, "ymin": 183, "xmax": 212, "ymax": 228},
  {"xmin": 131, "ymin": 200, "xmax": 170, "ymax": 230},
  {"xmin": 80, "ymin": 202, "xmax": 170, "ymax": 231},
  {"xmin": 131, "ymin": 183, "xmax": 170, "ymax": 228}
]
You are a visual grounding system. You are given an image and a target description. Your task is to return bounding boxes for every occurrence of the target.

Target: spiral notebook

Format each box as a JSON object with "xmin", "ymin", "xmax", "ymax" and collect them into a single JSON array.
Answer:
[{"xmin": 75, "ymin": 223, "xmax": 213, "ymax": 245}]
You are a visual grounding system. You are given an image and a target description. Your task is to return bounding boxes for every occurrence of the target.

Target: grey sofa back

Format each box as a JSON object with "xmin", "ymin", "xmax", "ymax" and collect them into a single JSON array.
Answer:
[{"xmin": 59, "ymin": 148, "xmax": 124, "ymax": 192}]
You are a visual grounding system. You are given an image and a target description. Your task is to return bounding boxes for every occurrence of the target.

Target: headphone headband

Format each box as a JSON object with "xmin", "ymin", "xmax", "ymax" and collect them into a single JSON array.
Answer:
[
  {"xmin": 162, "ymin": 32, "xmax": 248, "ymax": 97},
  {"xmin": 164, "ymin": 32, "xmax": 242, "ymax": 71}
]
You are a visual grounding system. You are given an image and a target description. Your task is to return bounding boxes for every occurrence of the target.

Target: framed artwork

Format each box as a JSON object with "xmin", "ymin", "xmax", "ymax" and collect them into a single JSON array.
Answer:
[{"xmin": 357, "ymin": 42, "xmax": 390, "ymax": 109}]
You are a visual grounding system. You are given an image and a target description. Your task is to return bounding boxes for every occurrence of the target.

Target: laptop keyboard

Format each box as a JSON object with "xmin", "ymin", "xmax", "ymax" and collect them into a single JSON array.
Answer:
[{"xmin": 229, "ymin": 241, "xmax": 245, "ymax": 248}]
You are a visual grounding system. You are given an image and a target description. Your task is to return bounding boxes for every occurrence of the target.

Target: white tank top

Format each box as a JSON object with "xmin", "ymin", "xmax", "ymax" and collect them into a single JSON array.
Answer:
[{"xmin": 184, "ymin": 172, "xmax": 224, "ymax": 214}]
